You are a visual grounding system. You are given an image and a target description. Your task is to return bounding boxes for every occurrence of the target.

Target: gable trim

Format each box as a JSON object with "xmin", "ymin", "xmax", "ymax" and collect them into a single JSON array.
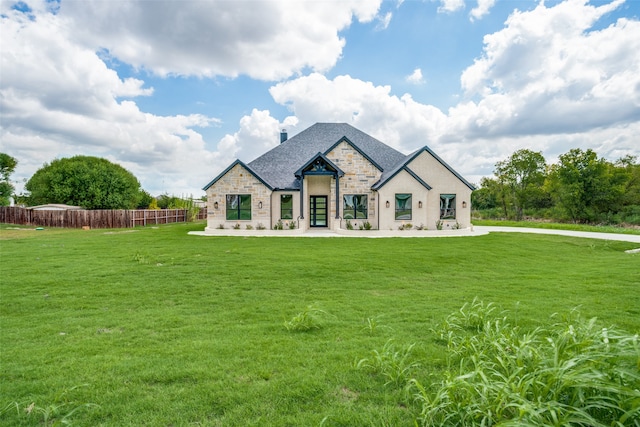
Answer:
[
  {"xmin": 202, "ymin": 159, "xmax": 274, "ymax": 191},
  {"xmin": 294, "ymin": 152, "xmax": 345, "ymax": 178},
  {"xmin": 324, "ymin": 136, "xmax": 384, "ymax": 172},
  {"xmin": 372, "ymin": 166, "xmax": 432, "ymax": 191},
  {"xmin": 417, "ymin": 146, "xmax": 476, "ymax": 190}
]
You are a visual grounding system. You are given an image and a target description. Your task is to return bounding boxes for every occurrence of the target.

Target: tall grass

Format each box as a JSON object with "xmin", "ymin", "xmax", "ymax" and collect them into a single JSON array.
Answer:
[{"xmin": 413, "ymin": 304, "xmax": 640, "ymax": 426}]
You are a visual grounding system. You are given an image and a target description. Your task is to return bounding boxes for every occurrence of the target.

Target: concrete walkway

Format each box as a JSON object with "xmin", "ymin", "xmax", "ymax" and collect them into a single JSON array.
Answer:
[
  {"xmin": 474, "ymin": 226, "xmax": 640, "ymax": 243},
  {"xmin": 190, "ymin": 226, "xmax": 640, "ymax": 243}
]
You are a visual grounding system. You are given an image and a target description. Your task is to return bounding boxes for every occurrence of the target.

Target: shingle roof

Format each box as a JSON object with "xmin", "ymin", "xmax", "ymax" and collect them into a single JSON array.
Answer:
[{"xmin": 247, "ymin": 123, "xmax": 406, "ymax": 190}]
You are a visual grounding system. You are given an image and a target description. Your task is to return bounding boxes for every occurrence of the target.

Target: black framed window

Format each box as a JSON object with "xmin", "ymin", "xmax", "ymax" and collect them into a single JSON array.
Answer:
[
  {"xmin": 395, "ymin": 194, "xmax": 412, "ymax": 220},
  {"xmin": 343, "ymin": 194, "xmax": 368, "ymax": 219},
  {"xmin": 280, "ymin": 194, "xmax": 293, "ymax": 219},
  {"xmin": 440, "ymin": 194, "xmax": 456, "ymax": 219},
  {"xmin": 226, "ymin": 194, "xmax": 251, "ymax": 220}
]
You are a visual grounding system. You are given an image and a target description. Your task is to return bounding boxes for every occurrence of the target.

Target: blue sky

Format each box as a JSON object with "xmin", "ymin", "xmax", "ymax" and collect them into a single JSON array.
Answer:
[{"xmin": 2, "ymin": 0, "xmax": 639, "ymax": 197}]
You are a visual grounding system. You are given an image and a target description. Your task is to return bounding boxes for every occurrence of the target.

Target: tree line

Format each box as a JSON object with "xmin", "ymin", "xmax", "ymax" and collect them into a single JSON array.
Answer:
[
  {"xmin": 472, "ymin": 148, "xmax": 640, "ymax": 225},
  {"xmin": 0, "ymin": 154, "xmax": 203, "ymax": 211}
]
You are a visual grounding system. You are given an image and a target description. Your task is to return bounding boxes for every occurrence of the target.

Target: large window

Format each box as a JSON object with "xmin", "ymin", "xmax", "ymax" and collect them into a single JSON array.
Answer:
[
  {"xmin": 281, "ymin": 194, "xmax": 293, "ymax": 219},
  {"xmin": 440, "ymin": 194, "xmax": 456, "ymax": 219},
  {"xmin": 343, "ymin": 194, "xmax": 368, "ymax": 219},
  {"xmin": 395, "ymin": 194, "xmax": 412, "ymax": 220},
  {"xmin": 226, "ymin": 194, "xmax": 251, "ymax": 220}
]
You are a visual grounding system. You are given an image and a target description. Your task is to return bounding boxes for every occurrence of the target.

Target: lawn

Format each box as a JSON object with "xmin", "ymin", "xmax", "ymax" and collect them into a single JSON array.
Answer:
[{"xmin": 1, "ymin": 222, "xmax": 638, "ymax": 426}]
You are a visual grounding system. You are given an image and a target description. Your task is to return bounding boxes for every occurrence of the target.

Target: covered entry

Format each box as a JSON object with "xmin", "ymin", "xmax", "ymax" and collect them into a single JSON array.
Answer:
[{"xmin": 295, "ymin": 153, "xmax": 344, "ymax": 229}]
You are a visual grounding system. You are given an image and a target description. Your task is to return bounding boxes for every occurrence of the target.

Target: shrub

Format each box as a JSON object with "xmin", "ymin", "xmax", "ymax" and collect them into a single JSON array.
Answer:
[
  {"xmin": 346, "ymin": 220, "xmax": 354, "ymax": 230},
  {"xmin": 274, "ymin": 220, "xmax": 284, "ymax": 230}
]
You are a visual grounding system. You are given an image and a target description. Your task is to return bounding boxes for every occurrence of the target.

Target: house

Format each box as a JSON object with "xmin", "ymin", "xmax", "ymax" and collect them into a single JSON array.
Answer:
[{"xmin": 203, "ymin": 123, "xmax": 474, "ymax": 232}]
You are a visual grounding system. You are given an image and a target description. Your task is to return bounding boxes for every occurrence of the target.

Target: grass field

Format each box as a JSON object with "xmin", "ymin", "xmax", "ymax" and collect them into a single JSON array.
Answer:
[{"xmin": 1, "ymin": 222, "xmax": 639, "ymax": 426}]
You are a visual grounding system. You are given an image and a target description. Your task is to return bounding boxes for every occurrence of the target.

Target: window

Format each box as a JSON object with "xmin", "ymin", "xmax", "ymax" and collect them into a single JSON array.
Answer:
[
  {"xmin": 395, "ymin": 194, "xmax": 412, "ymax": 220},
  {"xmin": 226, "ymin": 194, "xmax": 251, "ymax": 220},
  {"xmin": 440, "ymin": 194, "xmax": 456, "ymax": 219},
  {"xmin": 343, "ymin": 194, "xmax": 368, "ymax": 219},
  {"xmin": 280, "ymin": 194, "xmax": 293, "ymax": 219}
]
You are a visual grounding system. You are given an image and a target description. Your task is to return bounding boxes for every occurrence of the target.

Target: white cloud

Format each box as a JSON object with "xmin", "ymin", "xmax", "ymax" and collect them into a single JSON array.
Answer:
[
  {"xmin": 406, "ymin": 68, "xmax": 425, "ymax": 85},
  {"xmin": 59, "ymin": 0, "xmax": 383, "ymax": 80},
  {"xmin": 376, "ymin": 11, "xmax": 393, "ymax": 30},
  {"xmin": 470, "ymin": 0, "xmax": 496, "ymax": 21},
  {"xmin": 457, "ymin": 0, "xmax": 640, "ymax": 137},
  {"xmin": 1, "ymin": 2, "xmax": 219, "ymax": 196},
  {"xmin": 437, "ymin": 0, "xmax": 465, "ymax": 13}
]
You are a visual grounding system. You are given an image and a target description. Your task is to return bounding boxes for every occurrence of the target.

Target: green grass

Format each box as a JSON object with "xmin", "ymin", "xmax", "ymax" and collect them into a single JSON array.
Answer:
[
  {"xmin": 1, "ymin": 222, "xmax": 639, "ymax": 426},
  {"xmin": 472, "ymin": 219, "xmax": 640, "ymax": 235}
]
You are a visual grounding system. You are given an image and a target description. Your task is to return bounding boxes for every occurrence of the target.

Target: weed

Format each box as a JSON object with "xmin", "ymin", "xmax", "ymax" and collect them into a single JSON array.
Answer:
[
  {"xmin": 413, "ymin": 301, "xmax": 640, "ymax": 426},
  {"xmin": 357, "ymin": 340, "xmax": 419, "ymax": 387},
  {"xmin": 284, "ymin": 305, "xmax": 329, "ymax": 332},
  {"xmin": 132, "ymin": 252, "xmax": 148, "ymax": 264},
  {"xmin": 1, "ymin": 385, "xmax": 98, "ymax": 426},
  {"xmin": 363, "ymin": 316, "xmax": 392, "ymax": 335}
]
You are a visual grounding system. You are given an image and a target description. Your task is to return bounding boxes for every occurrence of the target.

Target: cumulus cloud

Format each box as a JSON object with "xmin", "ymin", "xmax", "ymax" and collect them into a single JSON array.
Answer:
[
  {"xmin": 59, "ymin": 0, "xmax": 383, "ymax": 80},
  {"xmin": 1, "ymin": 2, "xmax": 219, "ymax": 195},
  {"xmin": 406, "ymin": 68, "xmax": 425, "ymax": 85},
  {"xmin": 437, "ymin": 0, "xmax": 465, "ymax": 13},
  {"xmin": 456, "ymin": 0, "xmax": 639, "ymax": 138},
  {"xmin": 470, "ymin": 0, "xmax": 496, "ymax": 21}
]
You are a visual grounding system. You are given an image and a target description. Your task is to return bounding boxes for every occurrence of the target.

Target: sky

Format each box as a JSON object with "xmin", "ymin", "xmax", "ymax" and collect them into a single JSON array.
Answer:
[{"xmin": 1, "ymin": 0, "xmax": 639, "ymax": 198}]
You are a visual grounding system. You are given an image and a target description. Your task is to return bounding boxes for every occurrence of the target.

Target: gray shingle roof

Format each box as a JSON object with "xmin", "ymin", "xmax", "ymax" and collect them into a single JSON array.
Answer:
[{"xmin": 247, "ymin": 123, "xmax": 406, "ymax": 190}]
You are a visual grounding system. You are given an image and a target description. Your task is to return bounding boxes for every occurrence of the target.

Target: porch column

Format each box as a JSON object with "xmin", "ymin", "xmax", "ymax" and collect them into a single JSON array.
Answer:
[
  {"xmin": 299, "ymin": 177, "xmax": 304, "ymax": 219},
  {"xmin": 335, "ymin": 175, "xmax": 340, "ymax": 219}
]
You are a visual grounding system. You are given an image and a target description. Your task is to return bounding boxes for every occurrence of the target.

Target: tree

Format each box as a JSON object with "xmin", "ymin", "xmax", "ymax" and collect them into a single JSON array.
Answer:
[
  {"xmin": 494, "ymin": 149, "xmax": 547, "ymax": 220},
  {"xmin": 471, "ymin": 177, "xmax": 499, "ymax": 211},
  {"xmin": 25, "ymin": 156, "xmax": 145, "ymax": 209},
  {"xmin": 546, "ymin": 148, "xmax": 620, "ymax": 223},
  {"xmin": 0, "ymin": 153, "xmax": 18, "ymax": 206}
]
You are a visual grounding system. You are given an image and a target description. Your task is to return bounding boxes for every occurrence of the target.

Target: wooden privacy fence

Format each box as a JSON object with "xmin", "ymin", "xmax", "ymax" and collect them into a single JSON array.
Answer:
[{"xmin": 0, "ymin": 207, "xmax": 207, "ymax": 229}]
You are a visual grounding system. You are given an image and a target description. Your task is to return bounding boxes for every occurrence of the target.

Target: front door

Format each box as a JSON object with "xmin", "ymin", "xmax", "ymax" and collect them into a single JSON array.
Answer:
[{"xmin": 310, "ymin": 196, "xmax": 327, "ymax": 227}]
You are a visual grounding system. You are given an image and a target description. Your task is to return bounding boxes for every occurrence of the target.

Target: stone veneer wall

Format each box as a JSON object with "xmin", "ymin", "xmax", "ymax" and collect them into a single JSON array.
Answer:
[
  {"xmin": 326, "ymin": 141, "xmax": 382, "ymax": 228},
  {"xmin": 205, "ymin": 163, "xmax": 271, "ymax": 229}
]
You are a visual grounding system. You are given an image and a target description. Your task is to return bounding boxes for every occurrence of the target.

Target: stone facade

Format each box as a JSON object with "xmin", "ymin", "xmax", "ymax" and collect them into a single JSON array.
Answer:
[
  {"xmin": 205, "ymin": 163, "xmax": 271, "ymax": 230},
  {"xmin": 326, "ymin": 141, "xmax": 382, "ymax": 228}
]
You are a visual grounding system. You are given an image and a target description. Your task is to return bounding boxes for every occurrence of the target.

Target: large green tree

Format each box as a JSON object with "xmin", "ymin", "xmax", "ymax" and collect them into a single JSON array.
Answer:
[
  {"xmin": 494, "ymin": 149, "xmax": 548, "ymax": 220},
  {"xmin": 0, "ymin": 153, "xmax": 18, "ymax": 206},
  {"xmin": 25, "ymin": 156, "xmax": 145, "ymax": 209},
  {"xmin": 546, "ymin": 148, "xmax": 620, "ymax": 223}
]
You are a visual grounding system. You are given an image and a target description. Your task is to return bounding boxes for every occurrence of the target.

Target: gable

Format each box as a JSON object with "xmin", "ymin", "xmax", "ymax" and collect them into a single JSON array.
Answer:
[
  {"xmin": 374, "ymin": 146, "xmax": 475, "ymax": 191},
  {"xmin": 202, "ymin": 160, "xmax": 273, "ymax": 191},
  {"xmin": 408, "ymin": 148, "xmax": 474, "ymax": 190}
]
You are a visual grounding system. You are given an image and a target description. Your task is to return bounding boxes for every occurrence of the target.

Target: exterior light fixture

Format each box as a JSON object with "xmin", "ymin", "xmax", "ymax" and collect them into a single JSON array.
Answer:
[
  {"xmin": 462, "ymin": 201, "xmax": 467, "ymax": 208},
  {"xmin": 214, "ymin": 201, "xmax": 219, "ymax": 210},
  {"xmin": 418, "ymin": 201, "xmax": 423, "ymax": 208},
  {"xmin": 258, "ymin": 201, "xmax": 263, "ymax": 209},
  {"xmin": 386, "ymin": 201, "xmax": 390, "ymax": 208}
]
